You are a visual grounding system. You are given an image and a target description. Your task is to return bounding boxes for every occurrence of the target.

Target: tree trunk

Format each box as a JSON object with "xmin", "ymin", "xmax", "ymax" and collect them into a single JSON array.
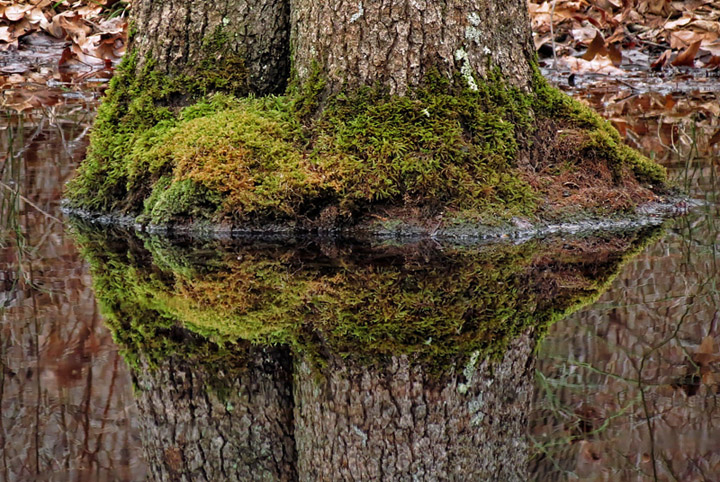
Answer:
[
  {"xmin": 130, "ymin": 0, "xmax": 290, "ymax": 95},
  {"xmin": 132, "ymin": 346, "xmax": 296, "ymax": 481},
  {"xmin": 291, "ymin": 0, "xmax": 536, "ymax": 96},
  {"xmin": 293, "ymin": 331, "xmax": 536, "ymax": 481},
  {"xmin": 129, "ymin": 0, "xmax": 535, "ymax": 97}
]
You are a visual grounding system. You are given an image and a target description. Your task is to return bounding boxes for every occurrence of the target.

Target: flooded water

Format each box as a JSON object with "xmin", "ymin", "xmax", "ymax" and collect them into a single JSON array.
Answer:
[{"xmin": 1, "ymin": 44, "xmax": 719, "ymax": 481}]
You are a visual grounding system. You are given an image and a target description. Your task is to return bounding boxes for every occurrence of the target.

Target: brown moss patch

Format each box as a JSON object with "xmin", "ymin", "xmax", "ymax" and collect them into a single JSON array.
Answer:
[{"xmin": 521, "ymin": 118, "xmax": 661, "ymax": 218}]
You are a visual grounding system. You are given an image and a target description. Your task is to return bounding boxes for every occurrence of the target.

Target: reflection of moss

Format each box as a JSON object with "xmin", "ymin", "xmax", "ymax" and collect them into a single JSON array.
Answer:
[
  {"xmin": 66, "ymin": 60, "xmax": 666, "ymax": 229},
  {"xmin": 73, "ymin": 221, "xmax": 664, "ymax": 369}
]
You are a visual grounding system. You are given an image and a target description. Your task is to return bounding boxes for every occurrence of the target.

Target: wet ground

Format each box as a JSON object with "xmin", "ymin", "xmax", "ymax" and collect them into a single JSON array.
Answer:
[{"xmin": 1, "ymin": 39, "xmax": 719, "ymax": 480}]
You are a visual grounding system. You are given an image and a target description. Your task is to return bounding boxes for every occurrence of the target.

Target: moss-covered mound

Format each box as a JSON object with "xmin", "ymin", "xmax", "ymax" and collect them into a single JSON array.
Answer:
[
  {"xmin": 65, "ymin": 53, "xmax": 666, "ymax": 231},
  {"xmin": 73, "ymin": 222, "xmax": 663, "ymax": 368}
]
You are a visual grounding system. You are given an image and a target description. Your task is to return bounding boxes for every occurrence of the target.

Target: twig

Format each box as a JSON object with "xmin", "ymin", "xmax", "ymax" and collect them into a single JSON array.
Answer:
[{"xmin": 551, "ymin": 0, "xmax": 558, "ymax": 70}]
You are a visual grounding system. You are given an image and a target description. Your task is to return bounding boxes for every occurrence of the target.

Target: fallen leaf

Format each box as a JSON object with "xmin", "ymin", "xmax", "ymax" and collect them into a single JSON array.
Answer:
[
  {"xmin": 651, "ymin": 49, "xmax": 672, "ymax": 70},
  {"xmin": 58, "ymin": 46, "xmax": 73, "ymax": 67},
  {"xmin": 663, "ymin": 94, "xmax": 676, "ymax": 109},
  {"xmin": 664, "ymin": 13, "xmax": 693, "ymax": 30},
  {"xmin": 672, "ymin": 40, "xmax": 702, "ymax": 67},
  {"xmin": 709, "ymin": 128, "xmax": 720, "ymax": 146},
  {"xmin": 0, "ymin": 25, "xmax": 11, "ymax": 42},
  {"xmin": 583, "ymin": 31, "xmax": 609, "ymax": 60},
  {"xmin": 670, "ymin": 30, "xmax": 716, "ymax": 49},
  {"xmin": 572, "ymin": 22, "xmax": 599, "ymax": 43},
  {"xmin": 560, "ymin": 55, "xmax": 625, "ymax": 75},
  {"xmin": 608, "ymin": 43, "xmax": 622, "ymax": 65},
  {"xmin": 4, "ymin": 4, "xmax": 33, "ymax": 22}
]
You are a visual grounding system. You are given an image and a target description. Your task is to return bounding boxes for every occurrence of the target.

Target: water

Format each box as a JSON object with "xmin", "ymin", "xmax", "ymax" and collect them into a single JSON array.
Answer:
[{"xmin": 1, "ymin": 59, "xmax": 719, "ymax": 480}]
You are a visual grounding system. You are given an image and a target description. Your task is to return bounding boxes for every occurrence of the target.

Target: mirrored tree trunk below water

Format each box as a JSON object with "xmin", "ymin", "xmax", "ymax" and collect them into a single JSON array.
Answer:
[{"xmin": 71, "ymin": 222, "xmax": 662, "ymax": 481}]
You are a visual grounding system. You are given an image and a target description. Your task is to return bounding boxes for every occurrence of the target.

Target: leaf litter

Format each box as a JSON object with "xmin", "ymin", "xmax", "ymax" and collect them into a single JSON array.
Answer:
[
  {"xmin": 0, "ymin": 1, "xmax": 124, "ymax": 112},
  {"xmin": 530, "ymin": 0, "xmax": 720, "ymax": 73}
]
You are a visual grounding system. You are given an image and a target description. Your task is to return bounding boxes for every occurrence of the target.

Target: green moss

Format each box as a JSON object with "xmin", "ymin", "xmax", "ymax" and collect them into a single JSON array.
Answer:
[
  {"xmin": 66, "ymin": 26, "xmax": 250, "ymax": 213},
  {"xmin": 147, "ymin": 178, "xmax": 223, "ymax": 223},
  {"xmin": 530, "ymin": 65, "xmax": 666, "ymax": 185},
  {"xmin": 67, "ymin": 58, "xmax": 667, "ymax": 227},
  {"xmin": 72, "ymin": 221, "xmax": 664, "ymax": 368}
]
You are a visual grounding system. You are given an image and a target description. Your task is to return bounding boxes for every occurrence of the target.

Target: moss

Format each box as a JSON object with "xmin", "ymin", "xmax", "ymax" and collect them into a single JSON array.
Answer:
[
  {"xmin": 530, "ymin": 65, "xmax": 666, "ymax": 185},
  {"xmin": 147, "ymin": 178, "xmax": 223, "ymax": 223},
  {"xmin": 66, "ymin": 25, "xmax": 250, "ymax": 213},
  {"xmin": 582, "ymin": 129, "xmax": 666, "ymax": 185},
  {"xmin": 67, "ymin": 57, "xmax": 667, "ymax": 228},
  {"xmin": 72, "ymin": 221, "xmax": 664, "ymax": 369}
]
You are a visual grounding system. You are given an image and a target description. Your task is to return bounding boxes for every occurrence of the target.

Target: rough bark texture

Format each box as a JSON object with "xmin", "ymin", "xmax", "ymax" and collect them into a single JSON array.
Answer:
[
  {"xmin": 291, "ymin": 0, "xmax": 535, "ymax": 95},
  {"xmin": 132, "ymin": 346, "xmax": 296, "ymax": 481},
  {"xmin": 294, "ymin": 331, "xmax": 536, "ymax": 481},
  {"xmin": 131, "ymin": 0, "xmax": 289, "ymax": 94}
]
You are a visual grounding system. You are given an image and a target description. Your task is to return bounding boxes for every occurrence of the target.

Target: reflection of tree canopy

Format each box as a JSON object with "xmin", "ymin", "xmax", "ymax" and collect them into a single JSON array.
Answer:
[{"xmin": 72, "ymin": 222, "xmax": 663, "ymax": 368}]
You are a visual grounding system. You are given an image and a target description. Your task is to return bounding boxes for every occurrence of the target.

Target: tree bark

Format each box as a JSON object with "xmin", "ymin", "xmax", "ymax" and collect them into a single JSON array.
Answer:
[
  {"xmin": 132, "ymin": 346, "xmax": 296, "ymax": 481},
  {"xmin": 293, "ymin": 331, "xmax": 536, "ymax": 481},
  {"xmin": 129, "ymin": 0, "xmax": 535, "ymax": 97},
  {"xmin": 291, "ymin": 0, "xmax": 536, "ymax": 96},
  {"xmin": 130, "ymin": 0, "xmax": 290, "ymax": 95}
]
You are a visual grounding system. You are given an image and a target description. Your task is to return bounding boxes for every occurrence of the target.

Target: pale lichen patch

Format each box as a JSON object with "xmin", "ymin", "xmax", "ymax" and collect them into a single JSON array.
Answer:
[
  {"xmin": 455, "ymin": 48, "xmax": 478, "ymax": 91},
  {"xmin": 350, "ymin": 2, "xmax": 364, "ymax": 23}
]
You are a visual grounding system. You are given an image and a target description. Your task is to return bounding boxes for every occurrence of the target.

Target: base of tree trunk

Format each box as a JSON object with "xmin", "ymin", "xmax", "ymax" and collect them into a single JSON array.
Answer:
[{"xmin": 66, "ymin": 54, "xmax": 667, "ymax": 234}]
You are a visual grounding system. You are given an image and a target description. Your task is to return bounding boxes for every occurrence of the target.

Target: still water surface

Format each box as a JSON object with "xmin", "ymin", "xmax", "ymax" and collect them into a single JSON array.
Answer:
[{"xmin": 1, "ymin": 64, "xmax": 719, "ymax": 480}]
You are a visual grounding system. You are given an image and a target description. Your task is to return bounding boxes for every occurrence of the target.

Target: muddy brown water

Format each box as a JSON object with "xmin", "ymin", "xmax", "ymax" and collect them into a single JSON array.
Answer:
[{"xmin": 1, "ymin": 47, "xmax": 719, "ymax": 481}]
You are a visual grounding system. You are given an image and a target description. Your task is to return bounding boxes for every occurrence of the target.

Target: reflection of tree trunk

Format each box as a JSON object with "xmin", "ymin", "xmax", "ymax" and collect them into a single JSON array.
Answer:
[
  {"xmin": 293, "ymin": 331, "xmax": 536, "ymax": 481},
  {"xmin": 132, "ymin": 346, "xmax": 296, "ymax": 481}
]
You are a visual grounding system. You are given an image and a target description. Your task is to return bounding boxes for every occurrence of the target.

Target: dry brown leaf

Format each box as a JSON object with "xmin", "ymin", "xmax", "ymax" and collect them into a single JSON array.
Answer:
[
  {"xmin": 651, "ymin": 49, "xmax": 673, "ymax": 70},
  {"xmin": 702, "ymin": 39, "xmax": 720, "ymax": 56},
  {"xmin": 608, "ymin": 43, "xmax": 622, "ymax": 66},
  {"xmin": 664, "ymin": 14, "xmax": 694, "ymax": 31},
  {"xmin": 670, "ymin": 30, "xmax": 717, "ymax": 49},
  {"xmin": 561, "ymin": 55, "xmax": 625, "ymax": 75},
  {"xmin": 572, "ymin": 22, "xmax": 599, "ymax": 43},
  {"xmin": 691, "ymin": 20, "xmax": 720, "ymax": 35},
  {"xmin": 709, "ymin": 128, "xmax": 720, "ymax": 146},
  {"xmin": 97, "ymin": 17, "xmax": 125, "ymax": 36},
  {"xmin": 70, "ymin": 42, "xmax": 104, "ymax": 65},
  {"xmin": 4, "ymin": 4, "xmax": 33, "ymax": 22},
  {"xmin": 692, "ymin": 336, "xmax": 720, "ymax": 367},
  {"xmin": 583, "ymin": 31, "xmax": 609, "ymax": 60},
  {"xmin": 663, "ymin": 94, "xmax": 676, "ymax": 109},
  {"xmin": 76, "ymin": 5, "xmax": 102, "ymax": 17},
  {"xmin": 671, "ymin": 40, "xmax": 702, "ymax": 67},
  {"xmin": 0, "ymin": 24, "xmax": 11, "ymax": 42},
  {"xmin": 26, "ymin": 7, "xmax": 48, "ymax": 27},
  {"xmin": 58, "ymin": 46, "xmax": 73, "ymax": 67},
  {"xmin": 705, "ymin": 55, "xmax": 720, "ymax": 69}
]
